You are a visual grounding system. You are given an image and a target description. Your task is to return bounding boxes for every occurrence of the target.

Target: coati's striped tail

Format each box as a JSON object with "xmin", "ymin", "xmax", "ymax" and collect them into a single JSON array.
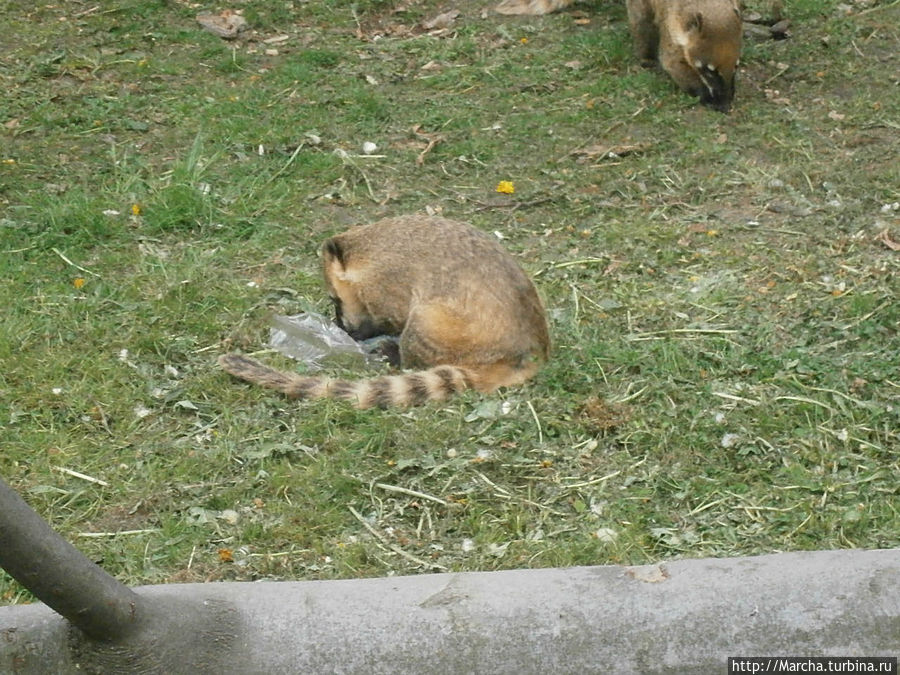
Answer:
[{"xmin": 218, "ymin": 354, "xmax": 474, "ymax": 409}]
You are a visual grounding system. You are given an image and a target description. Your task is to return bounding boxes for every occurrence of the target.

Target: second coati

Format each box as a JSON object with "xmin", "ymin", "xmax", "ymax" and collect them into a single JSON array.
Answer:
[
  {"xmin": 494, "ymin": 0, "xmax": 742, "ymax": 112},
  {"xmin": 219, "ymin": 215, "xmax": 550, "ymax": 409},
  {"xmin": 628, "ymin": 0, "xmax": 742, "ymax": 112}
]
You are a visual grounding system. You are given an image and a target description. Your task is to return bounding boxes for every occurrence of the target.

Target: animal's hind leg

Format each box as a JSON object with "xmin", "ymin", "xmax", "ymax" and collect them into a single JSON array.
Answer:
[
  {"xmin": 398, "ymin": 303, "xmax": 533, "ymax": 393},
  {"xmin": 398, "ymin": 306, "xmax": 463, "ymax": 371},
  {"xmin": 363, "ymin": 335, "xmax": 401, "ymax": 367},
  {"xmin": 626, "ymin": 0, "xmax": 658, "ymax": 66}
]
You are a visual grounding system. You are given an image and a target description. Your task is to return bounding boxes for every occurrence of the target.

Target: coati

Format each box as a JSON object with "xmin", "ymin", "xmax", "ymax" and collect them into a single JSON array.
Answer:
[
  {"xmin": 219, "ymin": 215, "xmax": 550, "ymax": 409},
  {"xmin": 628, "ymin": 0, "xmax": 742, "ymax": 112},
  {"xmin": 494, "ymin": 0, "xmax": 742, "ymax": 112}
]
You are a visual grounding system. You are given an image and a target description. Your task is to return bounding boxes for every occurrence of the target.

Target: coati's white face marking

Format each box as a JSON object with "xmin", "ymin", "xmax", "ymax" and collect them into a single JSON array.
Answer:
[
  {"xmin": 335, "ymin": 267, "xmax": 365, "ymax": 283},
  {"xmin": 698, "ymin": 65, "xmax": 720, "ymax": 98}
]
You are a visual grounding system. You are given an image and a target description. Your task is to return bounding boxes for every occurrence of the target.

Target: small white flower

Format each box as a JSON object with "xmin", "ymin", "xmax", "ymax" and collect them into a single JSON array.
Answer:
[
  {"xmin": 362, "ymin": 141, "xmax": 378, "ymax": 154},
  {"xmin": 134, "ymin": 405, "xmax": 152, "ymax": 419},
  {"xmin": 51, "ymin": 387, "xmax": 63, "ymax": 395},
  {"xmin": 461, "ymin": 538, "xmax": 475, "ymax": 553},
  {"xmin": 595, "ymin": 527, "xmax": 618, "ymax": 543},
  {"xmin": 721, "ymin": 433, "xmax": 741, "ymax": 448}
]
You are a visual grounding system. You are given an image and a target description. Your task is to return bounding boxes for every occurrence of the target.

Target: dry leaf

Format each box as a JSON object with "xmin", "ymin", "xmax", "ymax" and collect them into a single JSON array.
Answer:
[
  {"xmin": 876, "ymin": 229, "xmax": 900, "ymax": 251},
  {"xmin": 411, "ymin": 125, "xmax": 444, "ymax": 166},
  {"xmin": 578, "ymin": 396, "xmax": 631, "ymax": 433},
  {"xmin": 422, "ymin": 10, "xmax": 459, "ymax": 31},
  {"xmin": 571, "ymin": 142, "xmax": 651, "ymax": 163},
  {"xmin": 196, "ymin": 10, "xmax": 248, "ymax": 40},
  {"xmin": 626, "ymin": 565, "xmax": 670, "ymax": 583}
]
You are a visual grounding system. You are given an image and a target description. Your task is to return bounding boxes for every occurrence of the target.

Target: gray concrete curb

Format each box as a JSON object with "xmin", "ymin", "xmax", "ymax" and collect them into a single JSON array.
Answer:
[{"xmin": 2, "ymin": 548, "xmax": 898, "ymax": 673}]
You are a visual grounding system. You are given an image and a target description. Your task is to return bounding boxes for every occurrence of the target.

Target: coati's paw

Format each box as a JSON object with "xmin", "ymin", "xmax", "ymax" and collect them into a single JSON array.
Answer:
[{"xmin": 362, "ymin": 335, "xmax": 402, "ymax": 368}]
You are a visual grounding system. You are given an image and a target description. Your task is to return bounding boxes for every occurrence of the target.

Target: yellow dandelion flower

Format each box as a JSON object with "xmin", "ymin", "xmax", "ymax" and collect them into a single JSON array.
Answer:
[
  {"xmin": 73, "ymin": 277, "xmax": 86, "ymax": 289},
  {"xmin": 496, "ymin": 180, "xmax": 515, "ymax": 194},
  {"xmin": 131, "ymin": 203, "xmax": 142, "ymax": 216}
]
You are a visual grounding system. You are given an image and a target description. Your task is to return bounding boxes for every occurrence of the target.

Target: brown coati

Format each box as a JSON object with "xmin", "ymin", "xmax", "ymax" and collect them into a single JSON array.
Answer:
[
  {"xmin": 493, "ymin": 0, "xmax": 742, "ymax": 112},
  {"xmin": 218, "ymin": 215, "xmax": 550, "ymax": 409},
  {"xmin": 628, "ymin": 0, "xmax": 742, "ymax": 112}
]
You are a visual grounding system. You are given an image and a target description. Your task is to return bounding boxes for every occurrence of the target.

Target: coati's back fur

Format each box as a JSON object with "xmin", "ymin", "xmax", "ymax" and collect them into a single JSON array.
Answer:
[
  {"xmin": 219, "ymin": 216, "xmax": 550, "ymax": 409},
  {"xmin": 493, "ymin": 0, "xmax": 742, "ymax": 112}
]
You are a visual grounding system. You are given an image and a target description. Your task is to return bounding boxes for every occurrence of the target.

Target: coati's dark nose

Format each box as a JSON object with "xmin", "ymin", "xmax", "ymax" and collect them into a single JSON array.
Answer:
[{"xmin": 698, "ymin": 65, "xmax": 735, "ymax": 113}]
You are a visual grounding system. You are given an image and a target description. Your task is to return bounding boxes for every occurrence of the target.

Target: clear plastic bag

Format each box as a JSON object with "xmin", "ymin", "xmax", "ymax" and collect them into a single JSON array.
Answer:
[{"xmin": 268, "ymin": 313, "xmax": 386, "ymax": 371}]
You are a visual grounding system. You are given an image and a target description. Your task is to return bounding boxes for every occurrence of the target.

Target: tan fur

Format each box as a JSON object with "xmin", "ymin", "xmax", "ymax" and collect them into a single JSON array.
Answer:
[
  {"xmin": 494, "ymin": 0, "xmax": 577, "ymax": 15},
  {"xmin": 628, "ymin": 0, "xmax": 742, "ymax": 111},
  {"xmin": 219, "ymin": 216, "xmax": 550, "ymax": 409}
]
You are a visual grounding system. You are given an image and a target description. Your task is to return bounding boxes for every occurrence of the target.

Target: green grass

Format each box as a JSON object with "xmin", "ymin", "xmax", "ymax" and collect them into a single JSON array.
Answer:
[{"xmin": 2, "ymin": 0, "xmax": 898, "ymax": 603}]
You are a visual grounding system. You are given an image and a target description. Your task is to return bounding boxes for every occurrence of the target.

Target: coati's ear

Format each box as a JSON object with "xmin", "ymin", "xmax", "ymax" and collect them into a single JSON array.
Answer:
[
  {"xmin": 323, "ymin": 238, "xmax": 346, "ymax": 268},
  {"xmin": 686, "ymin": 12, "xmax": 703, "ymax": 33}
]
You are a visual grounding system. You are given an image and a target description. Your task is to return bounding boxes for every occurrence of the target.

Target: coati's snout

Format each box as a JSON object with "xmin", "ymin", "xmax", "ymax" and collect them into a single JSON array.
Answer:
[
  {"xmin": 322, "ymin": 244, "xmax": 395, "ymax": 341},
  {"xmin": 693, "ymin": 61, "xmax": 735, "ymax": 112}
]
